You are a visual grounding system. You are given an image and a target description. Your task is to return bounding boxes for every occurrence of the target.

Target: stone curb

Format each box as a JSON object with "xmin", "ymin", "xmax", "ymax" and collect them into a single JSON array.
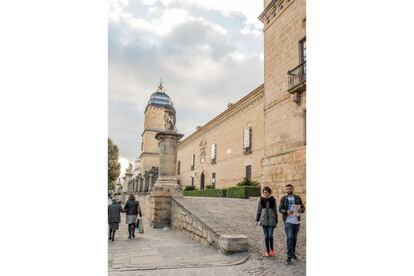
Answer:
[{"xmin": 108, "ymin": 252, "xmax": 250, "ymax": 272}]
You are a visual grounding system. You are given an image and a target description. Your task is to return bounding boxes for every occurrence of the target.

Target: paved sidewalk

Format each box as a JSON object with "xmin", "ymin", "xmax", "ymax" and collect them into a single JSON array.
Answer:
[{"xmin": 108, "ymin": 215, "xmax": 249, "ymax": 274}]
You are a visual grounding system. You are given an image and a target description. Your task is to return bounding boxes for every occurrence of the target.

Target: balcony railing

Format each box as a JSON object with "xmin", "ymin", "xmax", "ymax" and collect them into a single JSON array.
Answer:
[{"xmin": 288, "ymin": 61, "xmax": 306, "ymax": 91}]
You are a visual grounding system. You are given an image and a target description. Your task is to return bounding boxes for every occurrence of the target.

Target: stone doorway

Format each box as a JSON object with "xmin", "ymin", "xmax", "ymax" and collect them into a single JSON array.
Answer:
[{"xmin": 200, "ymin": 173, "xmax": 205, "ymax": 190}]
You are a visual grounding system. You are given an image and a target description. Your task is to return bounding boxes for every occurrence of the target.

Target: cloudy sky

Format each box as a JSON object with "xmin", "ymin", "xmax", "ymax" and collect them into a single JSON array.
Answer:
[{"xmin": 109, "ymin": 0, "xmax": 264, "ymax": 167}]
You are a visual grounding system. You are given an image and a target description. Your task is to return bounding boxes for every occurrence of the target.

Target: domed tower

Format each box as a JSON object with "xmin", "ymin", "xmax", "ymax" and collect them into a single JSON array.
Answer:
[{"xmin": 139, "ymin": 80, "xmax": 175, "ymax": 173}]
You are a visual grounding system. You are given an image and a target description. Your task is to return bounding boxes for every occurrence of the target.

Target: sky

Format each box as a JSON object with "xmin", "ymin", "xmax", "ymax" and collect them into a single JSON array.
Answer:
[{"xmin": 109, "ymin": 0, "xmax": 264, "ymax": 169}]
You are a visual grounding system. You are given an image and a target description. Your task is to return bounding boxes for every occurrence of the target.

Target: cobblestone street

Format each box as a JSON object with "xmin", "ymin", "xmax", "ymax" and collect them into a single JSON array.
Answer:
[{"xmin": 109, "ymin": 197, "xmax": 305, "ymax": 275}]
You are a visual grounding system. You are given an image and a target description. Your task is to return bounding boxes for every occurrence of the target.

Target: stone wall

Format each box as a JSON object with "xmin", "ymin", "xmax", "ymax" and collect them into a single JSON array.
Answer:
[
  {"xmin": 262, "ymin": 147, "xmax": 306, "ymax": 202},
  {"xmin": 140, "ymin": 105, "xmax": 164, "ymax": 173},
  {"xmin": 171, "ymin": 197, "xmax": 249, "ymax": 254},
  {"xmin": 171, "ymin": 197, "xmax": 219, "ymax": 249}
]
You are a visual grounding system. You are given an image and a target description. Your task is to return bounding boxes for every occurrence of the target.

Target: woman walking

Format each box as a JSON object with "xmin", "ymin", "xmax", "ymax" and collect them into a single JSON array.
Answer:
[
  {"xmin": 108, "ymin": 198, "xmax": 124, "ymax": 241},
  {"xmin": 124, "ymin": 194, "xmax": 142, "ymax": 239},
  {"xmin": 256, "ymin": 186, "xmax": 278, "ymax": 257}
]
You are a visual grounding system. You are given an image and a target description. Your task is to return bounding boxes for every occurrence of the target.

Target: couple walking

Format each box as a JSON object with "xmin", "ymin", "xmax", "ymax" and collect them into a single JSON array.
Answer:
[
  {"xmin": 108, "ymin": 194, "xmax": 143, "ymax": 241},
  {"xmin": 256, "ymin": 184, "xmax": 305, "ymax": 264}
]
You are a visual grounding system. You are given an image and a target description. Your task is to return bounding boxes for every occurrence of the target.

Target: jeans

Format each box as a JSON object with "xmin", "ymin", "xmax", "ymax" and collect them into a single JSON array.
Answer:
[
  {"xmin": 262, "ymin": 226, "xmax": 275, "ymax": 252},
  {"xmin": 284, "ymin": 222, "xmax": 300, "ymax": 257}
]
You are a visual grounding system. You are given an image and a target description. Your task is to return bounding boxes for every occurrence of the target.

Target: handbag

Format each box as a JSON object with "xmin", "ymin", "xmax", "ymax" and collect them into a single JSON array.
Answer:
[
  {"xmin": 137, "ymin": 217, "xmax": 144, "ymax": 234},
  {"xmin": 135, "ymin": 217, "xmax": 140, "ymax": 229}
]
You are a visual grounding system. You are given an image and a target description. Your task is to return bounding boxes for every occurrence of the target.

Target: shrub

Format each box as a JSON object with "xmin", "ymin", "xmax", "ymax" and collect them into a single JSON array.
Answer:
[
  {"xmin": 236, "ymin": 177, "xmax": 260, "ymax": 187},
  {"xmin": 205, "ymin": 185, "xmax": 214, "ymax": 189},
  {"xmin": 183, "ymin": 188, "xmax": 226, "ymax": 197},
  {"xmin": 226, "ymin": 186, "xmax": 261, "ymax": 199},
  {"xmin": 184, "ymin": 186, "xmax": 196, "ymax": 191}
]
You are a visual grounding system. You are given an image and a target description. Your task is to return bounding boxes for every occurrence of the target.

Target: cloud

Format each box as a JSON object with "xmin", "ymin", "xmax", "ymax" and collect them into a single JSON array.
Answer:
[
  {"xmin": 118, "ymin": 157, "xmax": 131, "ymax": 178},
  {"xmin": 109, "ymin": 0, "xmax": 264, "ymax": 162}
]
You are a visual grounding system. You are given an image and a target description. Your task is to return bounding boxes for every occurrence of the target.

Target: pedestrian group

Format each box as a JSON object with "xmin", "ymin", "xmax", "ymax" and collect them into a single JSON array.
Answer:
[
  {"xmin": 108, "ymin": 194, "xmax": 143, "ymax": 242},
  {"xmin": 256, "ymin": 184, "xmax": 305, "ymax": 264}
]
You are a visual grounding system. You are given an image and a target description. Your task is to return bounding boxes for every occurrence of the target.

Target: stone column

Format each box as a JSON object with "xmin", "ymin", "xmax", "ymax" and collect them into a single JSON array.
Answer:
[
  {"xmin": 144, "ymin": 175, "xmax": 149, "ymax": 192},
  {"xmin": 138, "ymin": 177, "xmax": 143, "ymax": 192},
  {"xmin": 149, "ymin": 172, "xmax": 153, "ymax": 191},
  {"xmin": 153, "ymin": 131, "xmax": 183, "ymax": 188},
  {"xmin": 150, "ymin": 131, "xmax": 183, "ymax": 228}
]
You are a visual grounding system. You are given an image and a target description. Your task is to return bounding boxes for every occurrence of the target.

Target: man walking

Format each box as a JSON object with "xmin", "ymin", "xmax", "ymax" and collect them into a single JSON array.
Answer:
[{"xmin": 279, "ymin": 184, "xmax": 305, "ymax": 264}]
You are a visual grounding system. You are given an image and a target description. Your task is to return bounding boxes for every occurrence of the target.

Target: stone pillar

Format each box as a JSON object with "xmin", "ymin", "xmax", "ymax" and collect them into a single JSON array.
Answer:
[
  {"xmin": 138, "ymin": 177, "xmax": 143, "ymax": 192},
  {"xmin": 153, "ymin": 131, "xmax": 183, "ymax": 188},
  {"xmin": 149, "ymin": 172, "xmax": 153, "ymax": 191},
  {"xmin": 144, "ymin": 175, "xmax": 149, "ymax": 192},
  {"xmin": 150, "ymin": 131, "xmax": 183, "ymax": 228}
]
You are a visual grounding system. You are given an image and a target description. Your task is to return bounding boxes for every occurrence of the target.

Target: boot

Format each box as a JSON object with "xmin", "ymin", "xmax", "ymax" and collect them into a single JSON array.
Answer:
[{"xmin": 111, "ymin": 230, "xmax": 115, "ymax": 242}]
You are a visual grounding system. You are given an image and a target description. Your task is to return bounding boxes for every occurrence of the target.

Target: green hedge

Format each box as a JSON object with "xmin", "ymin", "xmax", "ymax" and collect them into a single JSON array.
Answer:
[
  {"xmin": 184, "ymin": 185, "xmax": 196, "ymax": 191},
  {"xmin": 183, "ymin": 189, "xmax": 227, "ymax": 197},
  {"xmin": 226, "ymin": 186, "xmax": 261, "ymax": 199},
  {"xmin": 183, "ymin": 187, "xmax": 260, "ymax": 198}
]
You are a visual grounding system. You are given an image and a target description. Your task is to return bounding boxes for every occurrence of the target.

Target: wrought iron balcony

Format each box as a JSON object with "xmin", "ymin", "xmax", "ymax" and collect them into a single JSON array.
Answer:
[{"xmin": 288, "ymin": 61, "xmax": 306, "ymax": 92}]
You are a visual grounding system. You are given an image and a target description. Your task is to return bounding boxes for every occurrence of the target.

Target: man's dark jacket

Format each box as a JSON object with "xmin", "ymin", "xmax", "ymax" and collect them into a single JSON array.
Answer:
[{"xmin": 279, "ymin": 194, "xmax": 305, "ymax": 222}]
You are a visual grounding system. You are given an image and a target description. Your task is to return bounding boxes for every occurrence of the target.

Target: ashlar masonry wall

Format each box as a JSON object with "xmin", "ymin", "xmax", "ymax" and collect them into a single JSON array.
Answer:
[{"xmin": 170, "ymin": 198, "xmax": 219, "ymax": 249}]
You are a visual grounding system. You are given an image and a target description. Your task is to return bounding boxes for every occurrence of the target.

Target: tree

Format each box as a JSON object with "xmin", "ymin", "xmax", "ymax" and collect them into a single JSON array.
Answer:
[{"xmin": 108, "ymin": 138, "xmax": 121, "ymax": 191}]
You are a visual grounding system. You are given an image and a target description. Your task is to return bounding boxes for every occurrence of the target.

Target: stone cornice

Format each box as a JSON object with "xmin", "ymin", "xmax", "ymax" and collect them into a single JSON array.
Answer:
[
  {"xmin": 141, "ymin": 127, "xmax": 165, "ymax": 137},
  {"xmin": 178, "ymin": 84, "xmax": 264, "ymax": 148},
  {"xmin": 139, "ymin": 151, "xmax": 159, "ymax": 158},
  {"xmin": 264, "ymin": 94, "xmax": 290, "ymax": 111},
  {"xmin": 258, "ymin": 0, "xmax": 295, "ymax": 31}
]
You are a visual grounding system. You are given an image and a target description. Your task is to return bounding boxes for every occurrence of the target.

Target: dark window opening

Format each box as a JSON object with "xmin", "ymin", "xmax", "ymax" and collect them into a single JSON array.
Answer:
[{"xmin": 245, "ymin": 165, "xmax": 252, "ymax": 180}]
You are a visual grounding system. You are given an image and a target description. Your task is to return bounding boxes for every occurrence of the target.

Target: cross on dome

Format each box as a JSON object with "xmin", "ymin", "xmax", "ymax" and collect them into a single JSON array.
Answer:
[{"xmin": 157, "ymin": 77, "xmax": 165, "ymax": 93}]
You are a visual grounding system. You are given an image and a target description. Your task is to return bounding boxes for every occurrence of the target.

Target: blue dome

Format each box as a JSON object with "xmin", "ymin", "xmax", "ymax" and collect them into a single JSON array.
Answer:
[
  {"xmin": 148, "ymin": 91, "xmax": 173, "ymax": 107},
  {"xmin": 146, "ymin": 82, "xmax": 174, "ymax": 109}
]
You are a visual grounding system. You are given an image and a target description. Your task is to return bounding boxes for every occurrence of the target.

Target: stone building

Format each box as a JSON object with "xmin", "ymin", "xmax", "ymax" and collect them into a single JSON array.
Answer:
[
  {"xmin": 176, "ymin": 0, "xmax": 306, "ymax": 202},
  {"xmin": 135, "ymin": 0, "xmax": 306, "ymax": 202}
]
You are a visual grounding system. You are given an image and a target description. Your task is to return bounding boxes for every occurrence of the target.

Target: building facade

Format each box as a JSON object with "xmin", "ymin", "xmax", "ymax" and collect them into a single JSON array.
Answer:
[
  {"xmin": 176, "ymin": 85, "xmax": 264, "ymax": 189},
  {"xmin": 259, "ymin": 0, "xmax": 306, "ymax": 201}
]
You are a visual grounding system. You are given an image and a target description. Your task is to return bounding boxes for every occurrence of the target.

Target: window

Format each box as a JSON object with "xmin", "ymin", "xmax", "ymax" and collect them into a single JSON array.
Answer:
[
  {"xmin": 245, "ymin": 165, "xmax": 252, "ymax": 180},
  {"xmin": 212, "ymin": 172, "xmax": 216, "ymax": 188},
  {"xmin": 211, "ymin": 144, "xmax": 217, "ymax": 163},
  {"xmin": 190, "ymin": 154, "xmax": 195, "ymax": 170},
  {"xmin": 177, "ymin": 160, "xmax": 181, "ymax": 175},
  {"xmin": 243, "ymin": 127, "xmax": 252, "ymax": 154},
  {"xmin": 299, "ymin": 37, "xmax": 306, "ymax": 64}
]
